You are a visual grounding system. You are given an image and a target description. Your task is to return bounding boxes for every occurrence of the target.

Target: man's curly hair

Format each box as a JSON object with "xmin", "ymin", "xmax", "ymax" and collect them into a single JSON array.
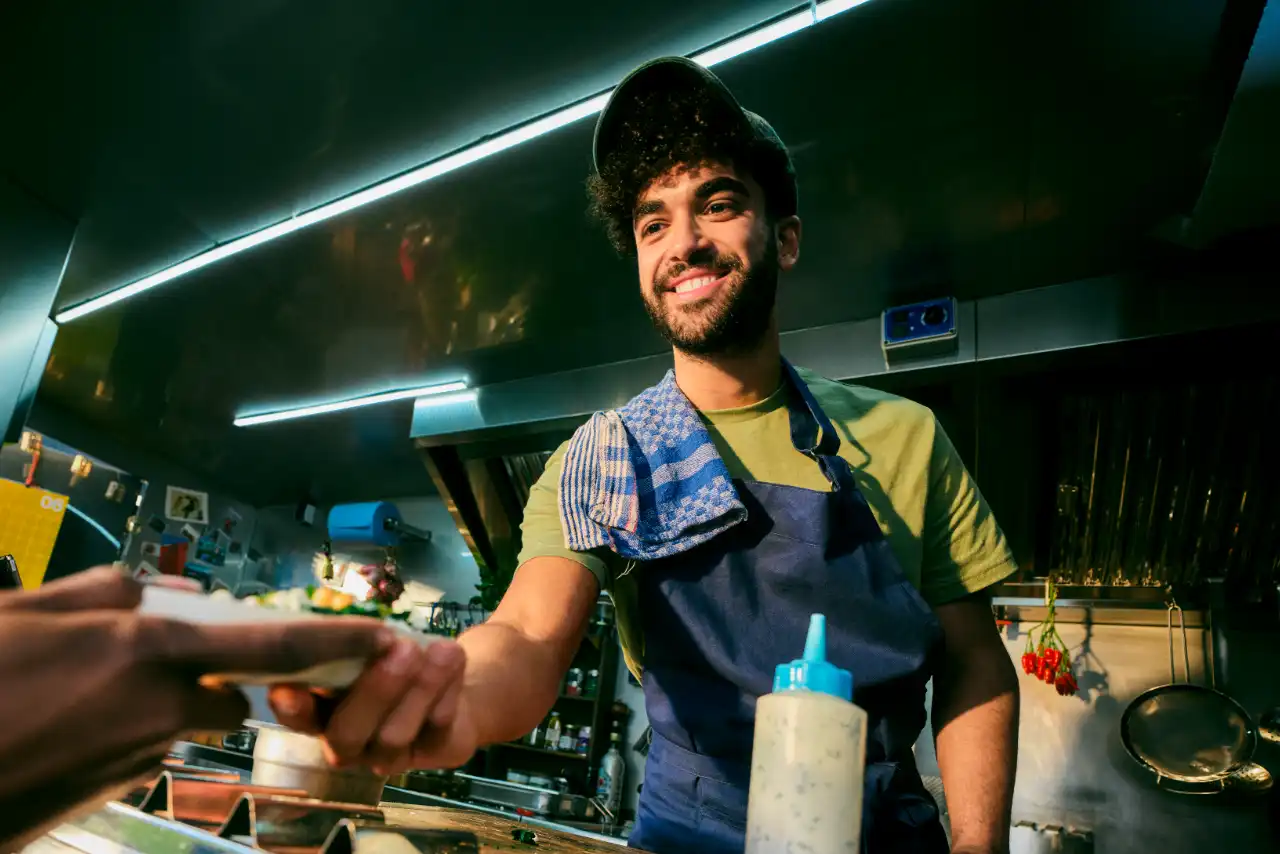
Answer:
[{"xmin": 588, "ymin": 86, "xmax": 795, "ymax": 256}]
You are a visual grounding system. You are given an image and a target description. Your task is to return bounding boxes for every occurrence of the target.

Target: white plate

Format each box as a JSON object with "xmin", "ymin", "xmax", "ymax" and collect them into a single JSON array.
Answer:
[{"xmin": 139, "ymin": 586, "xmax": 441, "ymax": 689}]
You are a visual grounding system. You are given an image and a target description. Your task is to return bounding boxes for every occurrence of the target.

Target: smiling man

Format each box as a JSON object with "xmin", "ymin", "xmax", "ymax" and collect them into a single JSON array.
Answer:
[{"xmin": 271, "ymin": 57, "xmax": 1019, "ymax": 854}]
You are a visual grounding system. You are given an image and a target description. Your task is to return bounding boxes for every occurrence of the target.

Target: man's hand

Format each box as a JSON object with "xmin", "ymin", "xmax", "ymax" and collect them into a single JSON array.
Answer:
[
  {"xmin": 269, "ymin": 557, "xmax": 598, "ymax": 776},
  {"xmin": 0, "ymin": 567, "xmax": 393, "ymax": 848},
  {"xmin": 268, "ymin": 636, "xmax": 473, "ymax": 774}
]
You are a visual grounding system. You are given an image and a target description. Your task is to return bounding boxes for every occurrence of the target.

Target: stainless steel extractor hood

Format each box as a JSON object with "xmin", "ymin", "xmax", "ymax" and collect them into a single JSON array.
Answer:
[{"xmin": 412, "ymin": 271, "xmax": 1280, "ymax": 443}]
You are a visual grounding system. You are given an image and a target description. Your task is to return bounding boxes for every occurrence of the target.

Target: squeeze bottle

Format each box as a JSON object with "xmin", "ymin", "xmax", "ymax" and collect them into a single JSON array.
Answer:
[{"xmin": 744, "ymin": 614, "xmax": 867, "ymax": 854}]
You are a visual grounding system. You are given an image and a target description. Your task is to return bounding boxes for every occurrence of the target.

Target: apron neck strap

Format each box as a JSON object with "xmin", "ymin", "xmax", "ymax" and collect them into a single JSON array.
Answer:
[{"xmin": 782, "ymin": 360, "xmax": 841, "ymax": 459}]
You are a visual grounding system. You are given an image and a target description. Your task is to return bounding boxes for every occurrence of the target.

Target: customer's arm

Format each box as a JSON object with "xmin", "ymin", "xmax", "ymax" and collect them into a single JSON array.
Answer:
[
  {"xmin": 932, "ymin": 593, "xmax": 1019, "ymax": 854},
  {"xmin": 0, "ymin": 568, "xmax": 391, "ymax": 852}
]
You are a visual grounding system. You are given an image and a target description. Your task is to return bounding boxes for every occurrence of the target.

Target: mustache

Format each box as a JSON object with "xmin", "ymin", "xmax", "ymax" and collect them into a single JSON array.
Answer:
[{"xmin": 654, "ymin": 251, "xmax": 745, "ymax": 293}]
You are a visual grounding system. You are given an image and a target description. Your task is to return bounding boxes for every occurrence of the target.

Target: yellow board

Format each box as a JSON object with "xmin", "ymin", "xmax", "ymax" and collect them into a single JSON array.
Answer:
[{"xmin": 0, "ymin": 478, "xmax": 69, "ymax": 588}]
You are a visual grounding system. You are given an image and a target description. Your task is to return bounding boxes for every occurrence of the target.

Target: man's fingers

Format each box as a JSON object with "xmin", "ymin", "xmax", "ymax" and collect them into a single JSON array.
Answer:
[
  {"xmin": 323, "ymin": 639, "xmax": 425, "ymax": 762},
  {"xmin": 16, "ymin": 567, "xmax": 141, "ymax": 612},
  {"xmin": 147, "ymin": 616, "xmax": 396, "ymax": 674},
  {"xmin": 407, "ymin": 713, "xmax": 477, "ymax": 771},
  {"xmin": 376, "ymin": 642, "xmax": 466, "ymax": 754},
  {"xmin": 428, "ymin": 673, "xmax": 464, "ymax": 729},
  {"xmin": 267, "ymin": 685, "xmax": 323, "ymax": 733},
  {"xmin": 370, "ymin": 671, "xmax": 466, "ymax": 776}
]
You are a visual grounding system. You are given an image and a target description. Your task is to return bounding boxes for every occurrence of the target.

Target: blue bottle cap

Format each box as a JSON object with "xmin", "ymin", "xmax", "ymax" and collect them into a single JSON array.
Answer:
[{"xmin": 771, "ymin": 614, "xmax": 853, "ymax": 701}]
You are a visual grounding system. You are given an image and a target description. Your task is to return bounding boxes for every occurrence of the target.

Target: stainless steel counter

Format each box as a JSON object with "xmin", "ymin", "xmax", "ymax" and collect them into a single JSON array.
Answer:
[{"xmin": 21, "ymin": 742, "xmax": 628, "ymax": 854}]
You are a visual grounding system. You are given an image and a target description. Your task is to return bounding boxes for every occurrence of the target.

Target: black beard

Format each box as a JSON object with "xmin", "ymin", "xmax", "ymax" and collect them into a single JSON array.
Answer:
[{"xmin": 643, "ymin": 242, "xmax": 778, "ymax": 357}]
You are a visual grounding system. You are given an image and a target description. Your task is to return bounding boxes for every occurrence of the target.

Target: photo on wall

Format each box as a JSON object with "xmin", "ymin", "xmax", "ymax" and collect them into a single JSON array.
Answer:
[{"xmin": 164, "ymin": 486, "xmax": 209, "ymax": 525}]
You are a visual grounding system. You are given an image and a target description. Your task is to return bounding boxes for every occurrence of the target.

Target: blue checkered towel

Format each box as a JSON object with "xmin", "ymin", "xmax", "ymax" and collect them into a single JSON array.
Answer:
[{"xmin": 558, "ymin": 369, "xmax": 746, "ymax": 560}]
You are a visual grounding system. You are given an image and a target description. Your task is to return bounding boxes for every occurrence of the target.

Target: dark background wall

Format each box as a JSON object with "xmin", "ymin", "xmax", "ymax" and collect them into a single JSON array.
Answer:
[{"xmin": 1, "ymin": 178, "xmax": 72, "ymax": 444}]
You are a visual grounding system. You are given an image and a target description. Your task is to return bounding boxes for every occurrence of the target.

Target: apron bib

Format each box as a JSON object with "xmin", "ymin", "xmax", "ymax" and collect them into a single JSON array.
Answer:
[{"xmin": 629, "ymin": 364, "xmax": 948, "ymax": 854}]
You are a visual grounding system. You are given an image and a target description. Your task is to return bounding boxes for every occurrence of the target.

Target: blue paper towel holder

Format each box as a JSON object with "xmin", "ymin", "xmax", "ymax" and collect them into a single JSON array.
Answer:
[{"xmin": 327, "ymin": 501, "xmax": 433, "ymax": 547}]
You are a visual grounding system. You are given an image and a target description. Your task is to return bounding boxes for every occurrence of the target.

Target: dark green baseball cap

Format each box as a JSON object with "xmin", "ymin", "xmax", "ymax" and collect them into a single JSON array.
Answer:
[{"xmin": 592, "ymin": 56, "xmax": 797, "ymax": 217}]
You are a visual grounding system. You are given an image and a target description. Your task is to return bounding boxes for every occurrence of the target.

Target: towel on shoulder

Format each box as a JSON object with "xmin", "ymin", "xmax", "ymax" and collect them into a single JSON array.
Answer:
[{"xmin": 557, "ymin": 369, "xmax": 746, "ymax": 561}]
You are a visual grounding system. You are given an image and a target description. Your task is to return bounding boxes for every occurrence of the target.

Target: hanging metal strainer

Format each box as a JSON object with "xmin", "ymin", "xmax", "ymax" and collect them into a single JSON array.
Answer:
[{"xmin": 1119, "ymin": 602, "xmax": 1257, "ymax": 792}]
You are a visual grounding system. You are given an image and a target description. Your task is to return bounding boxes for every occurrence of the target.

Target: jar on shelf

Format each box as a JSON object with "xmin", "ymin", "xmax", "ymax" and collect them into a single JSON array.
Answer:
[
  {"xmin": 564, "ymin": 667, "xmax": 585, "ymax": 696},
  {"xmin": 558, "ymin": 724, "xmax": 577, "ymax": 753},
  {"xmin": 584, "ymin": 669, "xmax": 600, "ymax": 698},
  {"xmin": 576, "ymin": 725, "xmax": 592, "ymax": 755}
]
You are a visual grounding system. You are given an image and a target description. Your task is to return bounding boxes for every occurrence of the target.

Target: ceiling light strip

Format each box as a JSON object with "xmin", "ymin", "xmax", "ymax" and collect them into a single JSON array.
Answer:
[
  {"xmin": 692, "ymin": 7, "xmax": 814, "ymax": 68},
  {"xmin": 65, "ymin": 503, "xmax": 122, "ymax": 549},
  {"xmin": 234, "ymin": 381, "xmax": 467, "ymax": 427},
  {"xmin": 55, "ymin": 0, "xmax": 869, "ymax": 325}
]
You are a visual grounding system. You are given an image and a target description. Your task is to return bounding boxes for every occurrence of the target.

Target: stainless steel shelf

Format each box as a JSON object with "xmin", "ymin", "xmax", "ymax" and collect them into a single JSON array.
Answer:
[
  {"xmin": 991, "ymin": 582, "xmax": 1172, "ymax": 609},
  {"xmin": 991, "ymin": 582, "xmax": 1207, "ymax": 627}
]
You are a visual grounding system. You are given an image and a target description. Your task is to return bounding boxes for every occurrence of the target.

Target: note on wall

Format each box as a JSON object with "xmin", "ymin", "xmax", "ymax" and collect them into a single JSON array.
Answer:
[{"xmin": 0, "ymin": 477, "xmax": 69, "ymax": 588}]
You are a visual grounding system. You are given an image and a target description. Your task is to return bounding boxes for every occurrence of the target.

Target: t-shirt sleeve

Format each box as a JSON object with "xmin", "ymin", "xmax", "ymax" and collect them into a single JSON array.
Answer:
[
  {"xmin": 516, "ymin": 443, "xmax": 612, "ymax": 592},
  {"xmin": 919, "ymin": 418, "xmax": 1018, "ymax": 605}
]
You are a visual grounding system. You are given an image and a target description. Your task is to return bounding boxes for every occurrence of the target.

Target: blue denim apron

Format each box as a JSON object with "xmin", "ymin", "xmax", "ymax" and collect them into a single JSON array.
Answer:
[{"xmin": 629, "ymin": 364, "xmax": 948, "ymax": 854}]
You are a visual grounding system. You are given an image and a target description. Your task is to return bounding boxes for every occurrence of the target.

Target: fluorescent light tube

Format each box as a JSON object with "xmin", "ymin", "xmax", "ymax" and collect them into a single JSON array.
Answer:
[
  {"xmin": 816, "ymin": 0, "xmax": 875, "ymax": 23},
  {"xmin": 692, "ymin": 7, "xmax": 814, "ymax": 68},
  {"xmin": 234, "ymin": 380, "xmax": 467, "ymax": 427},
  {"xmin": 413, "ymin": 389, "xmax": 479, "ymax": 409},
  {"xmin": 55, "ymin": 0, "xmax": 872, "ymax": 324}
]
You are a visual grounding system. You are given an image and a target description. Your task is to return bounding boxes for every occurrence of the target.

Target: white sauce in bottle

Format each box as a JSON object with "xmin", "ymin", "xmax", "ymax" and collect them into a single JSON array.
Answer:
[{"xmin": 745, "ymin": 614, "xmax": 867, "ymax": 854}]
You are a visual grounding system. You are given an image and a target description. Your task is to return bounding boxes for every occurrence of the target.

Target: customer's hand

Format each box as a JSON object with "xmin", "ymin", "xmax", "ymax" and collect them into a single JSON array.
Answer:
[
  {"xmin": 268, "ymin": 636, "xmax": 475, "ymax": 775},
  {"xmin": 0, "ymin": 567, "xmax": 394, "ymax": 849}
]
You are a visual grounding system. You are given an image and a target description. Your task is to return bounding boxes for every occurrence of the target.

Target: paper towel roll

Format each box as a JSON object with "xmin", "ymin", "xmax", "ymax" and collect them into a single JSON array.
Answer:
[{"xmin": 327, "ymin": 501, "xmax": 402, "ymax": 546}]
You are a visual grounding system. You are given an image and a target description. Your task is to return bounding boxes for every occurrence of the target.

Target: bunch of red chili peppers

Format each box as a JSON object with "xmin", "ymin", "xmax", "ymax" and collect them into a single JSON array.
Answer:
[{"xmin": 1019, "ymin": 578, "xmax": 1078, "ymax": 697}]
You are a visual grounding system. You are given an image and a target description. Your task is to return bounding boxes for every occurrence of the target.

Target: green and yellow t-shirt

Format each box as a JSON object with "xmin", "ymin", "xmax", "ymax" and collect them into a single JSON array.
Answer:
[{"xmin": 517, "ymin": 367, "xmax": 1017, "ymax": 677}]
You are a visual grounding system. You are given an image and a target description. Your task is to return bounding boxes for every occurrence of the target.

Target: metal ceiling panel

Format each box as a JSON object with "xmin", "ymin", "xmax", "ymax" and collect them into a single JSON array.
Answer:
[
  {"xmin": 1, "ymin": 0, "xmax": 801, "ymax": 310},
  {"xmin": 410, "ymin": 272, "xmax": 1280, "ymax": 442},
  {"xmin": 21, "ymin": 0, "xmax": 1257, "ymax": 507},
  {"xmin": 1188, "ymin": 0, "xmax": 1280, "ymax": 245}
]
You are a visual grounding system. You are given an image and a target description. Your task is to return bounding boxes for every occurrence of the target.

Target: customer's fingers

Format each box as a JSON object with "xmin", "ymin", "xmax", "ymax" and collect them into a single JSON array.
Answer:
[
  {"xmin": 12, "ymin": 567, "xmax": 141, "ymax": 612},
  {"xmin": 146, "ymin": 616, "xmax": 396, "ymax": 674},
  {"xmin": 178, "ymin": 684, "xmax": 252, "ymax": 733}
]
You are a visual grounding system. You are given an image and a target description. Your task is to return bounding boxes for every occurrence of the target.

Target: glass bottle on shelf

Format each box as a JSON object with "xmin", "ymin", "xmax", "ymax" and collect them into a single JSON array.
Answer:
[
  {"xmin": 543, "ymin": 711, "xmax": 562, "ymax": 751},
  {"xmin": 595, "ymin": 732, "xmax": 625, "ymax": 814}
]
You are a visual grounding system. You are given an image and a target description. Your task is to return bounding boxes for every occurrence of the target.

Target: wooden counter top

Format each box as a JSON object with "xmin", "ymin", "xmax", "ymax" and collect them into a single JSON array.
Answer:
[{"xmin": 381, "ymin": 804, "xmax": 641, "ymax": 853}]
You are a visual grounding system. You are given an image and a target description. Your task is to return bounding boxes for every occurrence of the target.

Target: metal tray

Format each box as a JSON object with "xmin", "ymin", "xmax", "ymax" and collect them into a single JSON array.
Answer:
[{"xmin": 453, "ymin": 773, "xmax": 556, "ymax": 815}]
